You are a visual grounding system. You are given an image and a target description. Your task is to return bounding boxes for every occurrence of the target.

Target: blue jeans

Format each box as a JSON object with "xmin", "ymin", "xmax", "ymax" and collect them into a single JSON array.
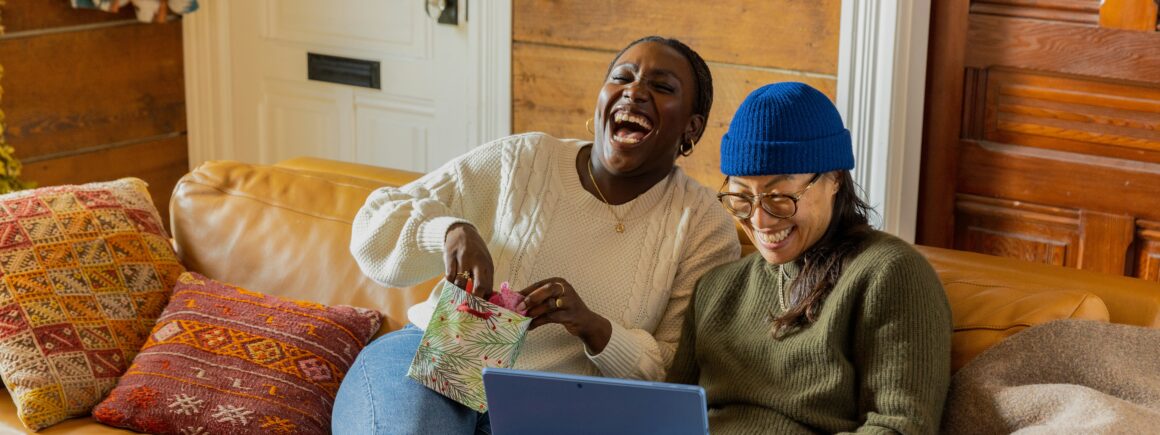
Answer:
[{"xmin": 333, "ymin": 325, "xmax": 491, "ymax": 435}]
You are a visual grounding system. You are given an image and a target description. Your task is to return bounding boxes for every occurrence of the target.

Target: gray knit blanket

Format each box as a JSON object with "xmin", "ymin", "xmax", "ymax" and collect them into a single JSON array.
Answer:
[{"xmin": 941, "ymin": 319, "xmax": 1160, "ymax": 434}]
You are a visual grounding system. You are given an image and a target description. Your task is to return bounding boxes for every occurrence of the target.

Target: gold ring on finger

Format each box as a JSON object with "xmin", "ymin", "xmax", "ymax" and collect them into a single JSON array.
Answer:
[
  {"xmin": 555, "ymin": 297, "xmax": 564, "ymax": 310},
  {"xmin": 456, "ymin": 271, "xmax": 472, "ymax": 280}
]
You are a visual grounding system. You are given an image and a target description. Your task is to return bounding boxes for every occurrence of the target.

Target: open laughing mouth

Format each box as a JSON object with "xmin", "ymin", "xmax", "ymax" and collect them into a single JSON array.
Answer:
[
  {"xmin": 758, "ymin": 227, "xmax": 793, "ymax": 245},
  {"xmin": 611, "ymin": 110, "xmax": 654, "ymax": 144}
]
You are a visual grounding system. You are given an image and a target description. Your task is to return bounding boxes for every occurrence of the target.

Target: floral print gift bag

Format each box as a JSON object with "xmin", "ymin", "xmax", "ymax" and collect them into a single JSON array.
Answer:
[{"xmin": 407, "ymin": 280, "xmax": 531, "ymax": 412}]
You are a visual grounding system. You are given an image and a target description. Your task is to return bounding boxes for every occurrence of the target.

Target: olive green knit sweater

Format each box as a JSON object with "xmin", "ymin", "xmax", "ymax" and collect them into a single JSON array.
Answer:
[{"xmin": 667, "ymin": 231, "xmax": 952, "ymax": 434}]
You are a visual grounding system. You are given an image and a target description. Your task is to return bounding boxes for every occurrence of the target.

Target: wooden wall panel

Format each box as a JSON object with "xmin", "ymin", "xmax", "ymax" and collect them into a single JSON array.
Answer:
[
  {"xmin": 20, "ymin": 137, "xmax": 188, "ymax": 225},
  {"xmin": 954, "ymin": 194, "xmax": 1079, "ymax": 267},
  {"xmin": 1, "ymin": 0, "xmax": 135, "ymax": 33},
  {"xmin": 917, "ymin": 0, "xmax": 971, "ymax": 248},
  {"xmin": 0, "ymin": 0, "xmax": 187, "ymax": 228},
  {"xmin": 1098, "ymin": 0, "xmax": 1159, "ymax": 31},
  {"xmin": 0, "ymin": 23, "xmax": 185, "ymax": 159},
  {"xmin": 1135, "ymin": 220, "xmax": 1160, "ymax": 281},
  {"xmin": 1076, "ymin": 211, "xmax": 1135, "ymax": 275},
  {"xmin": 983, "ymin": 68, "xmax": 1160, "ymax": 163},
  {"xmin": 512, "ymin": 0, "xmax": 841, "ymax": 75},
  {"xmin": 513, "ymin": 1, "xmax": 841, "ymax": 191},
  {"xmin": 923, "ymin": 0, "xmax": 1159, "ymax": 279},
  {"xmin": 958, "ymin": 140, "xmax": 1160, "ymax": 220},
  {"xmin": 966, "ymin": 14, "xmax": 1160, "ymax": 83},
  {"xmin": 970, "ymin": 0, "xmax": 1100, "ymax": 25},
  {"xmin": 512, "ymin": 42, "xmax": 836, "ymax": 188},
  {"xmin": 960, "ymin": 68, "xmax": 989, "ymax": 140},
  {"xmin": 511, "ymin": 43, "xmax": 599, "ymax": 142}
]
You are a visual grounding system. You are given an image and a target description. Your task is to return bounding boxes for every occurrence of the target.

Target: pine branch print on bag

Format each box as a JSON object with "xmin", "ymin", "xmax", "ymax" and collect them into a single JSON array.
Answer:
[{"xmin": 407, "ymin": 280, "xmax": 532, "ymax": 412}]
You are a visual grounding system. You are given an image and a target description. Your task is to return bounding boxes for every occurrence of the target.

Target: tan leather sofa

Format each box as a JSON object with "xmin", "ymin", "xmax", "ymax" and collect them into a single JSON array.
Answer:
[{"xmin": 6, "ymin": 157, "xmax": 1160, "ymax": 433}]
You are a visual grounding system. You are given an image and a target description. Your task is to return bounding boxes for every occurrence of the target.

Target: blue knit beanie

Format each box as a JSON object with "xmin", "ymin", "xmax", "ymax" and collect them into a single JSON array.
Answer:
[{"xmin": 720, "ymin": 82, "xmax": 854, "ymax": 176}]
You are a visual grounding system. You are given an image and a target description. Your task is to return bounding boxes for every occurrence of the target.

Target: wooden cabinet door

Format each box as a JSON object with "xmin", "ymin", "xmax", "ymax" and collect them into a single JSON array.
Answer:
[{"xmin": 918, "ymin": 0, "xmax": 1160, "ymax": 278}]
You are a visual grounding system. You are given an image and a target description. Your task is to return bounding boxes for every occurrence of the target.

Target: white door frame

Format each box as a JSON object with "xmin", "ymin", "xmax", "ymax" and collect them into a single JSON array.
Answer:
[
  {"xmin": 836, "ymin": 0, "xmax": 932, "ymax": 242},
  {"xmin": 465, "ymin": 0, "xmax": 512, "ymax": 148},
  {"xmin": 183, "ymin": 0, "xmax": 235, "ymax": 166},
  {"xmin": 183, "ymin": 0, "xmax": 512, "ymax": 168}
]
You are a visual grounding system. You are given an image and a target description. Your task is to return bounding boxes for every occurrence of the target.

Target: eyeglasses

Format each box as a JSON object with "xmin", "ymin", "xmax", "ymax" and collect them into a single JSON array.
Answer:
[{"xmin": 716, "ymin": 173, "xmax": 822, "ymax": 220}]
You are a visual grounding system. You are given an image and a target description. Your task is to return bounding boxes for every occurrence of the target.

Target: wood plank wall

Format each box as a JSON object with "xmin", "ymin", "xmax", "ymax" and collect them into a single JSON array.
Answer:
[
  {"xmin": 0, "ymin": 0, "xmax": 187, "ymax": 227},
  {"xmin": 512, "ymin": 1, "xmax": 842, "ymax": 188},
  {"xmin": 920, "ymin": 0, "xmax": 1160, "ymax": 279}
]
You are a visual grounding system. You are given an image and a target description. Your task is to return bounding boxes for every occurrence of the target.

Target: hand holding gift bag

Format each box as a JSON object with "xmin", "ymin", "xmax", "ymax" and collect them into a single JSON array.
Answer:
[{"xmin": 408, "ymin": 279, "xmax": 531, "ymax": 412}]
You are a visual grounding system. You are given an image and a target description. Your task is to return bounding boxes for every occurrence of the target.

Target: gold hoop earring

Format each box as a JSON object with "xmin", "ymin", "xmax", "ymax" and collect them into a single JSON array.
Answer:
[
  {"xmin": 585, "ymin": 118, "xmax": 595, "ymax": 134},
  {"xmin": 679, "ymin": 138, "xmax": 695, "ymax": 157}
]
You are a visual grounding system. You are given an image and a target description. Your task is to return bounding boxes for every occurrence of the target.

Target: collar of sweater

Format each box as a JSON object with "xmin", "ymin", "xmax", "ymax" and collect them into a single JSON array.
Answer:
[
  {"xmin": 762, "ymin": 257, "xmax": 802, "ymax": 281},
  {"xmin": 556, "ymin": 143, "xmax": 677, "ymax": 221}
]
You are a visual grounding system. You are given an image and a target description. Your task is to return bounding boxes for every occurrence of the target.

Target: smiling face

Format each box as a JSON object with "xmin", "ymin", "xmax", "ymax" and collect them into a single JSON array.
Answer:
[
  {"xmin": 593, "ymin": 41, "xmax": 703, "ymax": 178},
  {"xmin": 726, "ymin": 173, "xmax": 839, "ymax": 265}
]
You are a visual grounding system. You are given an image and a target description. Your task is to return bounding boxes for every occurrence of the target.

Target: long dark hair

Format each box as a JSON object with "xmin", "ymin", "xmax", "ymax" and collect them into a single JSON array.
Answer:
[
  {"xmin": 771, "ymin": 170, "xmax": 875, "ymax": 338},
  {"xmin": 607, "ymin": 36, "xmax": 714, "ymax": 151}
]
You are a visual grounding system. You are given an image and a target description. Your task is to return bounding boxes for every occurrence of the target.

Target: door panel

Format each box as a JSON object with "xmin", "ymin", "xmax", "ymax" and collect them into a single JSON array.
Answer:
[
  {"xmin": 982, "ymin": 69, "xmax": 1160, "ymax": 163},
  {"xmin": 257, "ymin": 81, "xmax": 352, "ymax": 163},
  {"xmin": 954, "ymin": 194, "xmax": 1079, "ymax": 267},
  {"xmin": 354, "ymin": 95, "xmax": 434, "ymax": 172},
  {"xmin": 965, "ymin": 13, "xmax": 1160, "ymax": 83},
  {"xmin": 265, "ymin": 0, "xmax": 426, "ymax": 56},
  {"xmin": 920, "ymin": 0, "xmax": 1160, "ymax": 280},
  {"xmin": 1076, "ymin": 211, "xmax": 1136, "ymax": 275},
  {"xmin": 229, "ymin": 0, "xmax": 467, "ymax": 172},
  {"xmin": 1135, "ymin": 220, "xmax": 1160, "ymax": 280}
]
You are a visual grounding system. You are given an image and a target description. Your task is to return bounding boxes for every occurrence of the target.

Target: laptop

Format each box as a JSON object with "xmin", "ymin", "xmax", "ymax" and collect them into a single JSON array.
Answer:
[{"xmin": 482, "ymin": 367, "xmax": 709, "ymax": 435}]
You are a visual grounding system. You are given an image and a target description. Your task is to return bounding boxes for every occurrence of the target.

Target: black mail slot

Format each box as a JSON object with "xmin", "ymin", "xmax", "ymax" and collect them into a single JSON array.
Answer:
[{"xmin": 307, "ymin": 53, "xmax": 381, "ymax": 89}]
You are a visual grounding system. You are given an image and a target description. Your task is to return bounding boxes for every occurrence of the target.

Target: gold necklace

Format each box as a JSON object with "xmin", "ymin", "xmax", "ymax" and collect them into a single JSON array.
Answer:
[
  {"xmin": 585, "ymin": 151, "xmax": 676, "ymax": 233},
  {"xmin": 587, "ymin": 158, "xmax": 627, "ymax": 233}
]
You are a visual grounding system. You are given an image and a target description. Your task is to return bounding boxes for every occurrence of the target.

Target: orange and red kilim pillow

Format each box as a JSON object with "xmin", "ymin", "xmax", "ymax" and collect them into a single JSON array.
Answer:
[
  {"xmin": 92, "ymin": 272, "xmax": 383, "ymax": 434},
  {"xmin": 0, "ymin": 178, "xmax": 184, "ymax": 430}
]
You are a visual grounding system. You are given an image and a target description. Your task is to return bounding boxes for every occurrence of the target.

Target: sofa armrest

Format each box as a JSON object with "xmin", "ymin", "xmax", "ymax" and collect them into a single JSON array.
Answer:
[{"xmin": 917, "ymin": 245, "xmax": 1160, "ymax": 329}]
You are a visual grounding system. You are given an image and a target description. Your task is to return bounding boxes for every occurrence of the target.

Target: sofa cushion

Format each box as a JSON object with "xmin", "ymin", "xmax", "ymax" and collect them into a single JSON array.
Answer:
[
  {"xmin": 92, "ymin": 272, "xmax": 381, "ymax": 434},
  {"xmin": 944, "ymin": 279, "xmax": 1109, "ymax": 373},
  {"xmin": 170, "ymin": 161, "xmax": 434, "ymax": 336},
  {"xmin": 0, "ymin": 178, "xmax": 184, "ymax": 430}
]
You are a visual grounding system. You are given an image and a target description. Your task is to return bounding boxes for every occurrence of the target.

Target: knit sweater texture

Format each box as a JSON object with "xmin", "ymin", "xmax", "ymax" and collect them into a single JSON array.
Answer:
[
  {"xmin": 668, "ymin": 231, "xmax": 952, "ymax": 434},
  {"xmin": 351, "ymin": 132, "xmax": 741, "ymax": 380}
]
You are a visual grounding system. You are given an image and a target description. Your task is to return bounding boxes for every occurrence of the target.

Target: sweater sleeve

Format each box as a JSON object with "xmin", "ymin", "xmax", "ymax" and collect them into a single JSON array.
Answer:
[
  {"xmin": 587, "ymin": 201, "xmax": 740, "ymax": 380},
  {"xmin": 849, "ymin": 247, "xmax": 953, "ymax": 435},
  {"xmin": 349, "ymin": 139, "xmax": 508, "ymax": 288}
]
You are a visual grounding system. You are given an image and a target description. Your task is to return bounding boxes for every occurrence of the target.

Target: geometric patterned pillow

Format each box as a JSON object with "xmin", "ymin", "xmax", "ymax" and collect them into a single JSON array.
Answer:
[
  {"xmin": 92, "ymin": 272, "xmax": 383, "ymax": 434},
  {"xmin": 0, "ymin": 178, "xmax": 185, "ymax": 430}
]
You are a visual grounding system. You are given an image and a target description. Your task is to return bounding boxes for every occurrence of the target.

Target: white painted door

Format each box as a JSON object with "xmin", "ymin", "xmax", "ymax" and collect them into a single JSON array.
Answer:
[{"xmin": 185, "ymin": 0, "xmax": 512, "ymax": 173}]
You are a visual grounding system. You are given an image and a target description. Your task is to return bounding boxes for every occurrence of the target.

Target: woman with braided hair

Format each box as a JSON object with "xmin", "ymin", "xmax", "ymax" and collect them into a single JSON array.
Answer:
[{"xmin": 334, "ymin": 36, "xmax": 740, "ymax": 434}]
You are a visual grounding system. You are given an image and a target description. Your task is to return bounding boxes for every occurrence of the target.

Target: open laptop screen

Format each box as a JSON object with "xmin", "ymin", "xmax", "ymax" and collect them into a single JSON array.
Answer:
[{"xmin": 483, "ymin": 368, "xmax": 709, "ymax": 435}]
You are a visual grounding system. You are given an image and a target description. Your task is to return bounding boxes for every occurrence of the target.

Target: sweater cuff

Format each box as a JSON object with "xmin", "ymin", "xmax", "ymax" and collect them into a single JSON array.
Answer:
[
  {"xmin": 585, "ymin": 321, "xmax": 640, "ymax": 378},
  {"xmin": 416, "ymin": 216, "xmax": 470, "ymax": 254}
]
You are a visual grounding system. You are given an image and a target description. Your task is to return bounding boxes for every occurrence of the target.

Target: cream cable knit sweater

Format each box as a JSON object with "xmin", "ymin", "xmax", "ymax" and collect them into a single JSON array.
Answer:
[{"xmin": 350, "ymin": 133, "xmax": 740, "ymax": 380}]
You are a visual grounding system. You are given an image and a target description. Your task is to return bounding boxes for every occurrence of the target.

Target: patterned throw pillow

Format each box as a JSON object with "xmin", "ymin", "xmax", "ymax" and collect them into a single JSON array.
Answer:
[
  {"xmin": 0, "ymin": 178, "xmax": 185, "ymax": 430},
  {"xmin": 92, "ymin": 272, "xmax": 383, "ymax": 434}
]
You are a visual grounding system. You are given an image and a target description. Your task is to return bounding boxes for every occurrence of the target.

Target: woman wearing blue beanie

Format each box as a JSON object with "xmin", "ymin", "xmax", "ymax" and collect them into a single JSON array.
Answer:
[{"xmin": 667, "ymin": 82, "xmax": 952, "ymax": 434}]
